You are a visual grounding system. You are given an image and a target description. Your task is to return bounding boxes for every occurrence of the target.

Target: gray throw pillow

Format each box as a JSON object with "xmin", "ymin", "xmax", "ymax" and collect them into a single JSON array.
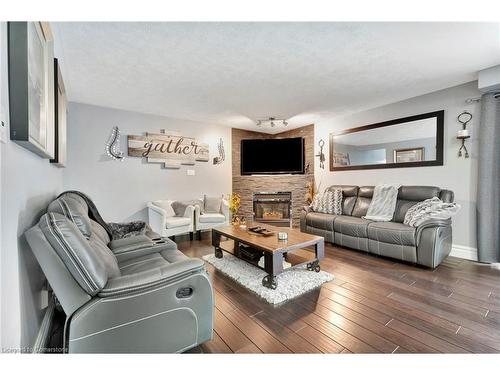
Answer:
[
  {"xmin": 171, "ymin": 200, "xmax": 203, "ymax": 216},
  {"xmin": 204, "ymin": 195, "xmax": 223, "ymax": 213}
]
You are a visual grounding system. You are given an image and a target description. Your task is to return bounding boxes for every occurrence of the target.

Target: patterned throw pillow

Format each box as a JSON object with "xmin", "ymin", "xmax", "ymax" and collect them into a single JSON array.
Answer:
[{"xmin": 311, "ymin": 189, "xmax": 342, "ymax": 215}]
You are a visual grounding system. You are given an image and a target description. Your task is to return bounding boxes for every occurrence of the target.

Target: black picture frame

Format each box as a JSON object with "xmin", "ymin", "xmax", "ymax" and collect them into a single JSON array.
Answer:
[
  {"xmin": 8, "ymin": 21, "xmax": 55, "ymax": 158},
  {"xmin": 329, "ymin": 110, "xmax": 444, "ymax": 171},
  {"xmin": 50, "ymin": 58, "xmax": 67, "ymax": 167}
]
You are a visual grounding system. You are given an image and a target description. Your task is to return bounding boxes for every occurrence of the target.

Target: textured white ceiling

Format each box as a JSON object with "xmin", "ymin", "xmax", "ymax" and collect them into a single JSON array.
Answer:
[{"xmin": 52, "ymin": 22, "xmax": 500, "ymax": 133}]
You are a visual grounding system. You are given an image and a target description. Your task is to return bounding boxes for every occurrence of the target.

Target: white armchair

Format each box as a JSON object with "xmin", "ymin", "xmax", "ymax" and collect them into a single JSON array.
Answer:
[
  {"xmin": 147, "ymin": 200, "xmax": 195, "ymax": 240},
  {"xmin": 194, "ymin": 198, "xmax": 229, "ymax": 239}
]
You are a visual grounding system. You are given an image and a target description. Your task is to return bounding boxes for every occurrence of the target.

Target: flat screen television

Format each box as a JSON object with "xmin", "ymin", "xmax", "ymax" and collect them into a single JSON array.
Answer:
[{"xmin": 240, "ymin": 137, "xmax": 305, "ymax": 175}]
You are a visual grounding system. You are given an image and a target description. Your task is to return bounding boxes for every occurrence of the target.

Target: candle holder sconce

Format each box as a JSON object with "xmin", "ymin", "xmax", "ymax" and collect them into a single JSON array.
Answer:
[
  {"xmin": 316, "ymin": 139, "xmax": 326, "ymax": 169},
  {"xmin": 213, "ymin": 137, "xmax": 225, "ymax": 165},
  {"xmin": 457, "ymin": 111, "xmax": 472, "ymax": 158},
  {"xmin": 105, "ymin": 126, "xmax": 125, "ymax": 161}
]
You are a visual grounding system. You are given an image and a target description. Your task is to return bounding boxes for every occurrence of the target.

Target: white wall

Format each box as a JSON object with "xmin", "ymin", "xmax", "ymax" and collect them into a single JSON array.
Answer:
[
  {"xmin": 0, "ymin": 21, "xmax": 4, "ymax": 351},
  {"xmin": 0, "ymin": 22, "xmax": 64, "ymax": 351},
  {"xmin": 315, "ymin": 81, "xmax": 481, "ymax": 260},
  {"xmin": 64, "ymin": 103, "xmax": 232, "ymax": 222}
]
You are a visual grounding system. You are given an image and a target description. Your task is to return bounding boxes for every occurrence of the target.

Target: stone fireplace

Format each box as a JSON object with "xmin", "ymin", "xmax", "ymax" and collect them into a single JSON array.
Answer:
[
  {"xmin": 253, "ymin": 192, "xmax": 292, "ymax": 227},
  {"xmin": 231, "ymin": 124, "xmax": 314, "ymax": 228}
]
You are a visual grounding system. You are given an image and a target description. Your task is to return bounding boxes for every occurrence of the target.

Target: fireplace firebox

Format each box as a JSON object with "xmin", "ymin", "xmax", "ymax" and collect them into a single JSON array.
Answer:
[{"xmin": 253, "ymin": 192, "xmax": 292, "ymax": 227}]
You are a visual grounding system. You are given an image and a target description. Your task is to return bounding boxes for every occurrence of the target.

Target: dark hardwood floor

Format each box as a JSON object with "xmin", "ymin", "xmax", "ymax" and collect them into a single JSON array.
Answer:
[{"xmin": 179, "ymin": 233, "xmax": 500, "ymax": 354}]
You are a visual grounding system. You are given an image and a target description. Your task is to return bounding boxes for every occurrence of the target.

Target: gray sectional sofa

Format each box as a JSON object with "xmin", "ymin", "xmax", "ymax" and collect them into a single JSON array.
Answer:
[
  {"xmin": 25, "ymin": 191, "xmax": 214, "ymax": 353},
  {"xmin": 300, "ymin": 185, "xmax": 454, "ymax": 268}
]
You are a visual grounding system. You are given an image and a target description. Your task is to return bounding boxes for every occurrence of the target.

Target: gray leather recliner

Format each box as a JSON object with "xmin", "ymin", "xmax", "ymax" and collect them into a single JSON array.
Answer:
[
  {"xmin": 300, "ymin": 185, "xmax": 454, "ymax": 268},
  {"xmin": 25, "ymin": 192, "xmax": 214, "ymax": 353}
]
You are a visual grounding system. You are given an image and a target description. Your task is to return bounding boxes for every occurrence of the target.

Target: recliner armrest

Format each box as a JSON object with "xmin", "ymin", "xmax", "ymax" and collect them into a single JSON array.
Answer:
[
  {"xmin": 99, "ymin": 258, "xmax": 205, "ymax": 297},
  {"xmin": 112, "ymin": 238, "xmax": 178, "ymax": 262},
  {"xmin": 109, "ymin": 234, "xmax": 153, "ymax": 251},
  {"xmin": 415, "ymin": 218, "xmax": 451, "ymax": 246}
]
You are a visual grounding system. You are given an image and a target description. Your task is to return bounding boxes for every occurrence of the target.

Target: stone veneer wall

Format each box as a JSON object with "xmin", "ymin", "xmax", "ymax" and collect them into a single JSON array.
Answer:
[{"xmin": 232, "ymin": 124, "xmax": 314, "ymax": 228}]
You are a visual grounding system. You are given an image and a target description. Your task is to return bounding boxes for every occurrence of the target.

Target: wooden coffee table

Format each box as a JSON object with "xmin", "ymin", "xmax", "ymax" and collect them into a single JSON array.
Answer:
[{"xmin": 211, "ymin": 224, "xmax": 324, "ymax": 289}]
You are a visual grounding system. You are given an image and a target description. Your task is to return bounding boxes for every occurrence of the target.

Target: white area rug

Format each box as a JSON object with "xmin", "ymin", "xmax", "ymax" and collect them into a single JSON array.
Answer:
[{"xmin": 203, "ymin": 253, "xmax": 334, "ymax": 304}]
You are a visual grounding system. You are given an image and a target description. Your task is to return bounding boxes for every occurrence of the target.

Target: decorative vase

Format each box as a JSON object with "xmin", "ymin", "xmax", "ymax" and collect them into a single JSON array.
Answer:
[{"xmin": 231, "ymin": 214, "xmax": 245, "ymax": 226}]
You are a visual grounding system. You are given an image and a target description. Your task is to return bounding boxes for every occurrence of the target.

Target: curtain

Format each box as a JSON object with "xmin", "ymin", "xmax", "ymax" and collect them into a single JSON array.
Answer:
[{"xmin": 477, "ymin": 93, "xmax": 500, "ymax": 263}]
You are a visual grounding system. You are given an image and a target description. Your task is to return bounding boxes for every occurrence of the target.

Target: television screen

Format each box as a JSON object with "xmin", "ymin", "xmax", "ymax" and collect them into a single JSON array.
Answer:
[{"xmin": 240, "ymin": 137, "xmax": 305, "ymax": 175}]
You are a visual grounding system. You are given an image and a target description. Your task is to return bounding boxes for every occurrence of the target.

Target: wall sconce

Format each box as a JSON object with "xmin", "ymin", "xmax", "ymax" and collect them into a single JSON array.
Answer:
[
  {"xmin": 315, "ymin": 139, "xmax": 326, "ymax": 169},
  {"xmin": 105, "ymin": 126, "xmax": 125, "ymax": 161},
  {"xmin": 213, "ymin": 137, "xmax": 225, "ymax": 165},
  {"xmin": 457, "ymin": 111, "xmax": 472, "ymax": 158}
]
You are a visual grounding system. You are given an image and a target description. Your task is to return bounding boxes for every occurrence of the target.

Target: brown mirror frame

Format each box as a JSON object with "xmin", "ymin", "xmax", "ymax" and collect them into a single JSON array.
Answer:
[{"xmin": 329, "ymin": 110, "xmax": 444, "ymax": 171}]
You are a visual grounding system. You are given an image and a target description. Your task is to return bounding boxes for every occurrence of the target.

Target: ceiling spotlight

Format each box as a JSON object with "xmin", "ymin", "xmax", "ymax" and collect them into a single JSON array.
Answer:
[
  {"xmin": 283, "ymin": 121, "xmax": 288, "ymax": 126},
  {"xmin": 270, "ymin": 121, "xmax": 275, "ymax": 127},
  {"xmin": 257, "ymin": 120, "xmax": 262, "ymax": 126}
]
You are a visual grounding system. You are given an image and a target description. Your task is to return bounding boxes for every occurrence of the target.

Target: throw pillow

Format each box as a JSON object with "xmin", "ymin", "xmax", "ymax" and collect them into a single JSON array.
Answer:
[
  {"xmin": 108, "ymin": 221, "xmax": 147, "ymax": 240},
  {"xmin": 154, "ymin": 200, "xmax": 176, "ymax": 217},
  {"xmin": 332, "ymin": 189, "xmax": 343, "ymax": 215},
  {"xmin": 171, "ymin": 200, "xmax": 203, "ymax": 216},
  {"xmin": 311, "ymin": 189, "xmax": 342, "ymax": 215},
  {"xmin": 204, "ymin": 195, "xmax": 223, "ymax": 213},
  {"xmin": 404, "ymin": 197, "xmax": 461, "ymax": 227}
]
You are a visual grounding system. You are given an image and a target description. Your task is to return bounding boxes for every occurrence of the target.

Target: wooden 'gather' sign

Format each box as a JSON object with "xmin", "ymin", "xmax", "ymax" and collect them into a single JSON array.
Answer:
[{"xmin": 128, "ymin": 132, "xmax": 209, "ymax": 168}]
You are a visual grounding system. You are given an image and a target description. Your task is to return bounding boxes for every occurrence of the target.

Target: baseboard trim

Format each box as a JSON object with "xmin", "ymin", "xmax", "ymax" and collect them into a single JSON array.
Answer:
[
  {"xmin": 32, "ymin": 298, "xmax": 55, "ymax": 354},
  {"xmin": 450, "ymin": 244, "xmax": 478, "ymax": 261}
]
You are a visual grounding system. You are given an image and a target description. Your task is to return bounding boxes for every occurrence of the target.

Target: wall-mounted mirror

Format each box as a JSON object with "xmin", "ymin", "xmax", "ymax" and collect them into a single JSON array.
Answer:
[{"xmin": 329, "ymin": 110, "xmax": 444, "ymax": 171}]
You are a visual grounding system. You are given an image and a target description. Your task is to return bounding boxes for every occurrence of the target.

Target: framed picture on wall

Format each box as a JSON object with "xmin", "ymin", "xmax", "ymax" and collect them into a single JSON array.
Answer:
[
  {"xmin": 332, "ymin": 151, "xmax": 350, "ymax": 166},
  {"xmin": 50, "ymin": 58, "xmax": 67, "ymax": 167},
  {"xmin": 8, "ymin": 21, "xmax": 55, "ymax": 158},
  {"xmin": 394, "ymin": 147, "xmax": 425, "ymax": 163}
]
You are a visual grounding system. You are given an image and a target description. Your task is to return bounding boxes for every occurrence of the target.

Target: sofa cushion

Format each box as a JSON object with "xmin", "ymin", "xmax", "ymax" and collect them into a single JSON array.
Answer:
[
  {"xmin": 90, "ymin": 219, "xmax": 110, "ymax": 245},
  {"xmin": 367, "ymin": 222, "xmax": 416, "ymax": 246},
  {"xmin": 199, "ymin": 213, "xmax": 226, "ymax": 223},
  {"xmin": 305, "ymin": 212, "xmax": 337, "ymax": 231},
  {"xmin": 89, "ymin": 235, "xmax": 121, "ymax": 279},
  {"xmin": 393, "ymin": 186, "xmax": 441, "ymax": 223},
  {"xmin": 334, "ymin": 216, "xmax": 371, "ymax": 238},
  {"xmin": 39, "ymin": 212, "xmax": 110, "ymax": 295},
  {"xmin": 165, "ymin": 216, "xmax": 192, "ymax": 229},
  {"xmin": 327, "ymin": 185, "xmax": 358, "ymax": 215},
  {"xmin": 397, "ymin": 186, "xmax": 441, "ymax": 201},
  {"xmin": 351, "ymin": 186, "xmax": 374, "ymax": 217}
]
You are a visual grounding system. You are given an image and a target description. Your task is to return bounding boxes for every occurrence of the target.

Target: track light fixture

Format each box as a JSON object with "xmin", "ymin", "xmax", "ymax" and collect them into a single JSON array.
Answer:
[{"xmin": 255, "ymin": 117, "xmax": 289, "ymax": 128}]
